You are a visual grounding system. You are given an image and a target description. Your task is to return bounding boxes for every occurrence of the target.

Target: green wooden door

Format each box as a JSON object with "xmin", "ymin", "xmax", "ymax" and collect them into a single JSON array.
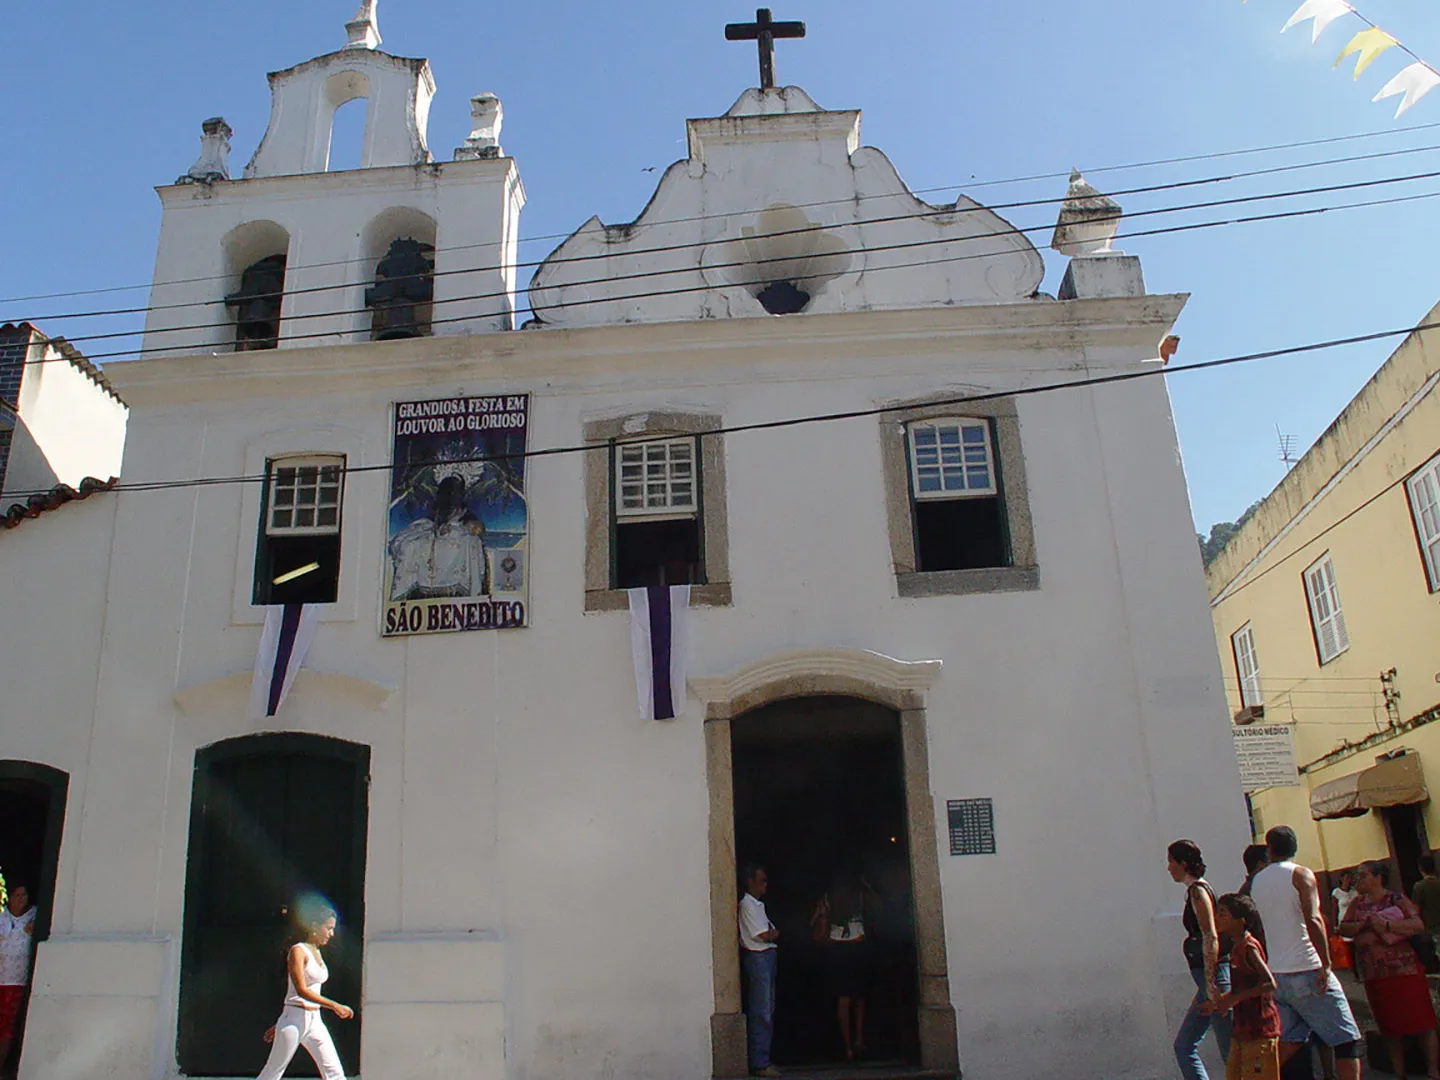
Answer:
[{"xmin": 178, "ymin": 735, "xmax": 368, "ymax": 1077}]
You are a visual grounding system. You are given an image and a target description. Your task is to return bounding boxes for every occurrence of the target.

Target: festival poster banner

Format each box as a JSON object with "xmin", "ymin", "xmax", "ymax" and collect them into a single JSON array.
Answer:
[{"xmin": 382, "ymin": 395, "xmax": 529, "ymax": 636}]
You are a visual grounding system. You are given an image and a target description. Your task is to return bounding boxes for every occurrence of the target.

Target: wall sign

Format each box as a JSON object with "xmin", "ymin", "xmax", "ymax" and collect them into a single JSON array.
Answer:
[
  {"xmin": 382, "ymin": 395, "xmax": 530, "ymax": 636},
  {"xmin": 1232, "ymin": 724, "xmax": 1301, "ymax": 791},
  {"xmin": 947, "ymin": 798, "xmax": 996, "ymax": 856}
]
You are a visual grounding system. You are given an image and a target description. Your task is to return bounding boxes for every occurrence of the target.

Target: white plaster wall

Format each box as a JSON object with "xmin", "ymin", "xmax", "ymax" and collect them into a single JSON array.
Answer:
[
  {"xmin": 529, "ymin": 89, "xmax": 1044, "ymax": 329},
  {"xmin": 3, "ymin": 300, "xmax": 1245, "ymax": 1080},
  {"xmin": 1, "ymin": 352, "xmax": 126, "ymax": 499},
  {"xmin": 142, "ymin": 158, "xmax": 524, "ymax": 359}
]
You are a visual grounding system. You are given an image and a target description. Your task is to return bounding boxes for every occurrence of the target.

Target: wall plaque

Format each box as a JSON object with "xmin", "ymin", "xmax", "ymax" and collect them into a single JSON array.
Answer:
[{"xmin": 947, "ymin": 798, "xmax": 996, "ymax": 856}]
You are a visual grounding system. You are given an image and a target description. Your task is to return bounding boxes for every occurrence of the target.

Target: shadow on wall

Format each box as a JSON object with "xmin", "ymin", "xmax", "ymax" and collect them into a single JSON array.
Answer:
[{"xmin": 1, "ymin": 418, "xmax": 60, "ymax": 501}]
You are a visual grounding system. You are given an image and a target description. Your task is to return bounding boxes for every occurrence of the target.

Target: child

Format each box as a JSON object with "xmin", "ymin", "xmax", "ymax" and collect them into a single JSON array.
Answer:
[{"xmin": 1205, "ymin": 893, "xmax": 1281, "ymax": 1080}]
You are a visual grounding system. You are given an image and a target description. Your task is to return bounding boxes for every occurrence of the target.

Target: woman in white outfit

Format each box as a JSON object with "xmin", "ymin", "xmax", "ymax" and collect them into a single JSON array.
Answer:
[{"xmin": 256, "ymin": 903, "xmax": 353, "ymax": 1080}]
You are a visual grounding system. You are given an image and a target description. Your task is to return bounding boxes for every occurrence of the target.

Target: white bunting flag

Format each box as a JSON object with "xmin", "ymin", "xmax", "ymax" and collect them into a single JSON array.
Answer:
[
  {"xmin": 248, "ymin": 603, "xmax": 320, "ymax": 719},
  {"xmin": 627, "ymin": 585, "xmax": 691, "ymax": 720},
  {"xmin": 1374, "ymin": 62, "xmax": 1440, "ymax": 116},
  {"xmin": 1282, "ymin": 0, "xmax": 1354, "ymax": 44}
]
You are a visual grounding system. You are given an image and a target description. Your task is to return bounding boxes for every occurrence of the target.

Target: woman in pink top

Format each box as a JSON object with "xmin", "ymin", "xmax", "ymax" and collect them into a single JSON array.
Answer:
[{"xmin": 1337, "ymin": 861, "xmax": 1438, "ymax": 1080}]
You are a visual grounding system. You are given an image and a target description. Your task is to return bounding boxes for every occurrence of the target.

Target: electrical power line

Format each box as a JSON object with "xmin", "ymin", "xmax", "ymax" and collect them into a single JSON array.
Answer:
[
  {"xmin": 12, "ymin": 140, "xmax": 1440, "ymax": 327},
  {"xmin": 6, "ymin": 318, "xmax": 1437, "ymax": 502},
  {"xmin": 10, "ymin": 122, "xmax": 1440, "ymax": 314},
  {"xmin": 20, "ymin": 183, "xmax": 1440, "ymax": 366}
]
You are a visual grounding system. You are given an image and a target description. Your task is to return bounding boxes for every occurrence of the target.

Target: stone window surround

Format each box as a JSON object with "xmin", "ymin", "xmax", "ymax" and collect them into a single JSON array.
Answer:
[
  {"xmin": 879, "ymin": 392, "xmax": 1039, "ymax": 598},
  {"xmin": 691, "ymin": 648, "xmax": 958, "ymax": 1078},
  {"xmin": 231, "ymin": 424, "xmax": 370, "ymax": 626},
  {"xmin": 583, "ymin": 411, "xmax": 732, "ymax": 612}
]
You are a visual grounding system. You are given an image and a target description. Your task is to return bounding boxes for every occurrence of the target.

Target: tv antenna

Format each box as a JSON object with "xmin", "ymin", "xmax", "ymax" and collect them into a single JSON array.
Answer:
[{"xmin": 1277, "ymin": 426, "xmax": 1299, "ymax": 470}]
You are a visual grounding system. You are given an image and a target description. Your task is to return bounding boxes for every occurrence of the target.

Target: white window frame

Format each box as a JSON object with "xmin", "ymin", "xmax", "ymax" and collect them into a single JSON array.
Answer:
[
  {"xmin": 265, "ymin": 455, "xmax": 345, "ymax": 537},
  {"xmin": 907, "ymin": 418, "xmax": 998, "ymax": 501},
  {"xmin": 614, "ymin": 437, "xmax": 698, "ymax": 521},
  {"xmin": 1407, "ymin": 453, "xmax": 1440, "ymax": 592},
  {"xmin": 1303, "ymin": 553, "xmax": 1350, "ymax": 664},
  {"xmin": 1231, "ymin": 623, "xmax": 1263, "ymax": 709}
]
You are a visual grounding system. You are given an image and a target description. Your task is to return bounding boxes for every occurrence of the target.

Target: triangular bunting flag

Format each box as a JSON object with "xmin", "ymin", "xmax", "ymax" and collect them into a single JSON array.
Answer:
[
  {"xmin": 1373, "ymin": 62, "xmax": 1440, "ymax": 116},
  {"xmin": 1281, "ymin": 0, "xmax": 1354, "ymax": 44},
  {"xmin": 248, "ymin": 603, "xmax": 320, "ymax": 719},
  {"xmin": 628, "ymin": 585, "xmax": 690, "ymax": 720},
  {"xmin": 1334, "ymin": 27, "xmax": 1398, "ymax": 79}
]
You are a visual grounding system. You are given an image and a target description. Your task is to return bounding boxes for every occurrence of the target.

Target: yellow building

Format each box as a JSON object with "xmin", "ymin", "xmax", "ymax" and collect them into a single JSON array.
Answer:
[{"xmin": 1206, "ymin": 300, "xmax": 1440, "ymax": 897}]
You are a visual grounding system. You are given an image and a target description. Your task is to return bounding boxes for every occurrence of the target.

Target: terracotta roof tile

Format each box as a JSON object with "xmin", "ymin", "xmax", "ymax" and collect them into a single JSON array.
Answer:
[{"xmin": 1, "ymin": 476, "xmax": 118, "ymax": 530}]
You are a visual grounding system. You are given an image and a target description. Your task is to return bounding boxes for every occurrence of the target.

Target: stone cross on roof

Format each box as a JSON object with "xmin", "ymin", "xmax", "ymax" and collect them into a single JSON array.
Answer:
[
  {"xmin": 344, "ymin": 0, "xmax": 381, "ymax": 50},
  {"xmin": 725, "ymin": 8, "xmax": 806, "ymax": 90}
]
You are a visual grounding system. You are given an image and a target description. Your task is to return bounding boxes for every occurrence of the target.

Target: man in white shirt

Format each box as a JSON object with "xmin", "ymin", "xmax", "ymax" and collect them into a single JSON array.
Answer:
[
  {"xmin": 739, "ymin": 864, "xmax": 780, "ymax": 1078},
  {"xmin": 1249, "ymin": 827, "xmax": 1362, "ymax": 1080},
  {"xmin": 0, "ymin": 883, "xmax": 36, "ymax": 1071}
]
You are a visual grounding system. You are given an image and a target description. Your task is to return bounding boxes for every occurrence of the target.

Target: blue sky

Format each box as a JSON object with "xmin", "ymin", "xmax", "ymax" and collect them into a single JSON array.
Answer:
[{"xmin": 3, "ymin": 1, "xmax": 1439, "ymax": 531}]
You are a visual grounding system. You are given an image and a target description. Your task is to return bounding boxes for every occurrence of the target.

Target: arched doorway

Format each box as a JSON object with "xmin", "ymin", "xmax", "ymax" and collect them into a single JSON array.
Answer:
[
  {"xmin": 733, "ymin": 698, "xmax": 918, "ymax": 1065},
  {"xmin": 178, "ymin": 733, "xmax": 369, "ymax": 1077},
  {"xmin": 695, "ymin": 650, "xmax": 957, "ymax": 1079},
  {"xmin": 0, "ymin": 760, "xmax": 67, "ymax": 1076}
]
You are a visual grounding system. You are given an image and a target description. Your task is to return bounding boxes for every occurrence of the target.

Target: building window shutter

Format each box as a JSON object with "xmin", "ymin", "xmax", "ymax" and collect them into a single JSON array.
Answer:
[
  {"xmin": 616, "ymin": 438, "xmax": 697, "ymax": 519},
  {"xmin": 1407, "ymin": 455, "xmax": 1440, "ymax": 591},
  {"xmin": 1231, "ymin": 623, "xmax": 1262, "ymax": 708},
  {"xmin": 611, "ymin": 436, "xmax": 703, "ymax": 588},
  {"xmin": 908, "ymin": 419, "xmax": 998, "ymax": 499},
  {"xmin": 1304, "ymin": 555, "xmax": 1349, "ymax": 664},
  {"xmin": 254, "ymin": 454, "xmax": 345, "ymax": 606}
]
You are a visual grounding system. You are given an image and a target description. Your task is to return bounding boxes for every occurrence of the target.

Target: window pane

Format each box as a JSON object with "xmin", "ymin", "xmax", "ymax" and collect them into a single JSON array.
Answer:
[
  {"xmin": 615, "ymin": 437, "xmax": 701, "ymax": 518},
  {"xmin": 266, "ymin": 456, "xmax": 345, "ymax": 536},
  {"xmin": 909, "ymin": 419, "xmax": 996, "ymax": 499}
]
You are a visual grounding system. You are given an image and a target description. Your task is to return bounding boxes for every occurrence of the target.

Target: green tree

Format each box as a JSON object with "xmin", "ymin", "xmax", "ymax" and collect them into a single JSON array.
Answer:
[{"xmin": 1198, "ymin": 501, "xmax": 1261, "ymax": 566}]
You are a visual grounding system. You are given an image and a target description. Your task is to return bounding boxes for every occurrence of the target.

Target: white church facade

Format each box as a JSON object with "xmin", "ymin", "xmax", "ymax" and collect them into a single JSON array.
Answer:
[{"xmin": 0, "ymin": 7, "xmax": 1249, "ymax": 1080}]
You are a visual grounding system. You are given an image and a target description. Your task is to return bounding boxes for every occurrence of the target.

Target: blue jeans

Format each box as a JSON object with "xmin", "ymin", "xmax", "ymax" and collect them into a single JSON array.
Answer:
[
  {"xmin": 1175, "ymin": 961, "xmax": 1232, "ymax": 1080},
  {"xmin": 742, "ymin": 948, "xmax": 777, "ymax": 1070}
]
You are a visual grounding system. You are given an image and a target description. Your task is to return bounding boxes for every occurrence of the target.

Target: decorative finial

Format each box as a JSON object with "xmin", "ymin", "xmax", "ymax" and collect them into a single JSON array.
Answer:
[
  {"xmin": 454, "ymin": 94, "xmax": 504, "ymax": 160},
  {"xmin": 1051, "ymin": 169, "xmax": 1122, "ymax": 257},
  {"xmin": 344, "ymin": 0, "xmax": 381, "ymax": 50},
  {"xmin": 177, "ymin": 117, "xmax": 233, "ymax": 185}
]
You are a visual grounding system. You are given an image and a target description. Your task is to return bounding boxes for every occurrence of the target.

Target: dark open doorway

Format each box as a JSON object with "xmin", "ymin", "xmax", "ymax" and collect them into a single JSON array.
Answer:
[
  {"xmin": 732, "ymin": 698, "xmax": 920, "ymax": 1068},
  {"xmin": 178, "ymin": 734, "xmax": 368, "ymax": 1077},
  {"xmin": 0, "ymin": 761, "xmax": 67, "ymax": 1078},
  {"xmin": 1383, "ymin": 802, "xmax": 1430, "ymax": 898}
]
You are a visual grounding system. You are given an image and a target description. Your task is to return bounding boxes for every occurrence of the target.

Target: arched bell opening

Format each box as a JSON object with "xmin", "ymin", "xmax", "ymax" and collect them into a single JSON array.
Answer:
[
  {"xmin": 362, "ymin": 208, "xmax": 438, "ymax": 341},
  {"xmin": 222, "ymin": 221, "xmax": 291, "ymax": 352}
]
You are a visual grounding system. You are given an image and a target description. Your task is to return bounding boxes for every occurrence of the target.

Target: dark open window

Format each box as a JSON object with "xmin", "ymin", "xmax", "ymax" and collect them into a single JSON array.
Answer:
[
  {"xmin": 253, "ymin": 456, "xmax": 344, "ymax": 606},
  {"xmin": 611, "ymin": 437, "xmax": 704, "ymax": 588},
  {"xmin": 907, "ymin": 418, "xmax": 1010, "ymax": 572}
]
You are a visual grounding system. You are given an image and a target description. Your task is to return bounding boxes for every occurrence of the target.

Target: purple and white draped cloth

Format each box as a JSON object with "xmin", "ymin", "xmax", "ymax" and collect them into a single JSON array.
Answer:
[
  {"xmin": 627, "ymin": 585, "xmax": 691, "ymax": 720},
  {"xmin": 248, "ymin": 603, "xmax": 320, "ymax": 719}
]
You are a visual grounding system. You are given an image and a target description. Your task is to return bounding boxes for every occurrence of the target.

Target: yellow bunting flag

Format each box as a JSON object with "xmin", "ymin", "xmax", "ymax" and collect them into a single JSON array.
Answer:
[
  {"xmin": 1334, "ymin": 27, "xmax": 1398, "ymax": 79},
  {"xmin": 1373, "ymin": 62, "xmax": 1440, "ymax": 116}
]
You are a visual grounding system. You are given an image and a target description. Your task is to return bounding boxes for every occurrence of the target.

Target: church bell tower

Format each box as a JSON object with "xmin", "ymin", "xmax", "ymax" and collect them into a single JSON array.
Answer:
[{"xmin": 142, "ymin": 1, "xmax": 525, "ymax": 357}]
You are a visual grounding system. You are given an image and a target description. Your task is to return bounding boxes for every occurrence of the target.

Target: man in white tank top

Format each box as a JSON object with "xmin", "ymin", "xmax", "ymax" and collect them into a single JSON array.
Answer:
[{"xmin": 1249, "ymin": 825, "xmax": 1362, "ymax": 1079}]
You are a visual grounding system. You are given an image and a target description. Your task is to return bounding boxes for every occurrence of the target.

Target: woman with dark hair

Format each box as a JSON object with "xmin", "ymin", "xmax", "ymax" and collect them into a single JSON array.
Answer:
[
  {"xmin": 1337, "ymin": 861, "xmax": 1439, "ymax": 1080},
  {"xmin": 1168, "ymin": 839, "xmax": 1232, "ymax": 1080},
  {"xmin": 255, "ymin": 899, "xmax": 353, "ymax": 1080},
  {"xmin": 811, "ymin": 877, "xmax": 874, "ymax": 1062}
]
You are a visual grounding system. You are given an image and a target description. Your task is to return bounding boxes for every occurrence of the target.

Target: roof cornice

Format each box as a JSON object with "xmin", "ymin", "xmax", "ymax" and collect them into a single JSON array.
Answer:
[{"xmin": 106, "ymin": 294, "xmax": 1187, "ymax": 408}]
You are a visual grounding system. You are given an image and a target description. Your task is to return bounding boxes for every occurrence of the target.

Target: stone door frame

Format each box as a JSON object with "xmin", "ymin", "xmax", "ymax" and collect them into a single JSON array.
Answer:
[{"xmin": 691, "ymin": 649, "xmax": 957, "ymax": 1078}]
